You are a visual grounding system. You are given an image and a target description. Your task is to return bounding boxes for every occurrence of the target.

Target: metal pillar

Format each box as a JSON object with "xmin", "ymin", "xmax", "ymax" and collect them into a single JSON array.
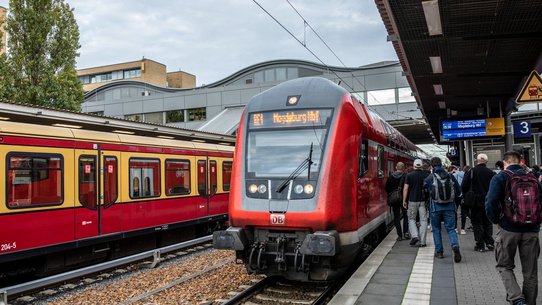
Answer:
[
  {"xmin": 464, "ymin": 140, "xmax": 474, "ymax": 166},
  {"xmin": 534, "ymin": 133, "xmax": 541, "ymax": 166},
  {"xmin": 459, "ymin": 141, "xmax": 465, "ymax": 169},
  {"xmin": 505, "ymin": 114, "xmax": 514, "ymax": 152}
]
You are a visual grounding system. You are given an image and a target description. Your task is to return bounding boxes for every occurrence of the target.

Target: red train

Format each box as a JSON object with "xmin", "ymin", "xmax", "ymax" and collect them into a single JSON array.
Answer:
[
  {"xmin": 0, "ymin": 121, "xmax": 233, "ymax": 284},
  {"xmin": 214, "ymin": 77, "xmax": 424, "ymax": 281}
]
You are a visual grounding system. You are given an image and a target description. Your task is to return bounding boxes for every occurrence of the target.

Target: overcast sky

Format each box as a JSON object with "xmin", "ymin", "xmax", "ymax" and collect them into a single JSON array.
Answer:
[{"xmin": 0, "ymin": 0, "xmax": 398, "ymax": 86}]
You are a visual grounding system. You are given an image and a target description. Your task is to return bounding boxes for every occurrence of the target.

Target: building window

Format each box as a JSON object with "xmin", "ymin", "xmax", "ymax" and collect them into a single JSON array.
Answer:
[
  {"xmin": 254, "ymin": 71, "xmax": 264, "ymax": 83},
  {"xmin": 287, "ymin": 68, "xmax": 298, "ymax": 79},
  {"xmin": 165, "ymin": 160, "xmax": 191, "ymax": 196},
  {"xmin": 125, "ymin": 114, "xmax": 143, "ymax": 122},
  {"xmin": 7, "ymin": 153, "xmax": 63, "ymax": 208},
  {"xmin": 398, "ymin": 87, "xmax": 415, "ymax": 103},
  {"xmin": 265, "ymin": 69, "xmax": 275, "ymax": 82},
  {"xmin": 124, "ymin": 69, "xmax": 141, "ymax": 79},
  {"xmin": 187, "ymin": 107, "xmax": 206, "ymax": 121},
  {"xmin": 166, "ymin": 110, "xmax": 184, "ymax": 123},
  {"xmin": 144, "ymin": 112, "xmax": 163, "ymax": 124},
  {"xmin": 367, "ymin": 89, "xmax": 396, "ymax": 105},
  {"xmin": 88, "ymin": 111, "xmax": 104, "ymax": 116},
  {"xmin": 245, "ymin": 79, "xmax": 253, "ymax": 84},
  {"xmin": 129, "ymin": 158, "xmax": 160, "ymax": 198},
  {"xmin": 276, "ymin": 68, "xmax": 287, "ymax": 81}
]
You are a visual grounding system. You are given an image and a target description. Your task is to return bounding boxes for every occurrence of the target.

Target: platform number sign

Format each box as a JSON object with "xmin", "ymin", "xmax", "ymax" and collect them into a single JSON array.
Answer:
[{"xmin": 513, "ymin": 120, "xmax": 531, "ymax": 138}]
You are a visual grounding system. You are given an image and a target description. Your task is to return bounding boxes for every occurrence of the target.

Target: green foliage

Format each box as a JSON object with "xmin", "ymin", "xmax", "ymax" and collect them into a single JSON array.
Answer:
[{"xmin": 0, "ymin": 0, "xmax": 83, "ymax": 111}]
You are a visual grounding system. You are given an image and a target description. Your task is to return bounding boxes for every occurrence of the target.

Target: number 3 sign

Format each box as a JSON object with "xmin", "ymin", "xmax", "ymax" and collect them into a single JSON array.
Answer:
[{"xmin": 513, "ymin": 120, "xmax": 531, "ymax": 138}]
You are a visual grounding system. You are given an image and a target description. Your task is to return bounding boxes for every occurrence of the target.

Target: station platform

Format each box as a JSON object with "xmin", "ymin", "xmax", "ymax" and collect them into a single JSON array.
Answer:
[{"xmin": 329, "ymin": 224, "xmax": 542, "ymax": 305}]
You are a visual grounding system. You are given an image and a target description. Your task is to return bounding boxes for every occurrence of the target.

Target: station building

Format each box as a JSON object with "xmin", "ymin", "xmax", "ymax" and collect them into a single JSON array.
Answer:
[
  {"xmin": 77, "ymin": 58, "xmax": 196, "ymax": 92},
  {"xmin": 82, "ymin": 59, "xmax": 431, "ymax": 142}
]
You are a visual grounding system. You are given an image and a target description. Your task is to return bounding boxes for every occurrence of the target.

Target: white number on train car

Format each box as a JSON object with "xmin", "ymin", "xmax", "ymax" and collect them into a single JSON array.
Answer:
[
  {"xmin": 1, "ymin": 242, "xmax": 16, "ymax": 251},
  {"xmin": 270, "ymin": 214, "xmax": 285, "ymax": 225}
]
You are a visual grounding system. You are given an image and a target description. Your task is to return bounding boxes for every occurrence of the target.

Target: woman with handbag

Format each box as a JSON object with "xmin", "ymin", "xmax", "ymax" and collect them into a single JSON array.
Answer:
[{"xmin": 385, "ymin": 162, "xmax": 409, "ymax": 241}]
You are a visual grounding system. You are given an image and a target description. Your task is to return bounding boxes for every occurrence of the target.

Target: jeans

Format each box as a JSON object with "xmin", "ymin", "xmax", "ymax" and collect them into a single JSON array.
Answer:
[
  {"xmin": 407, "ymin": 201, "xmax": 428, "ymax": 245},
  {"xmin": 392, "ymin": 205, "xmax": 408, "ymax": 238},
  {"xmin": 431, "ymin": 209, "xmax": 459, "ymax": 253},
  {"xmin": 495, "ymin": 229, "xmax": 540, "ymax": 305},
  {"xmin": 471, "ymin": 206, "xmax": 494, "ymax": 249}
]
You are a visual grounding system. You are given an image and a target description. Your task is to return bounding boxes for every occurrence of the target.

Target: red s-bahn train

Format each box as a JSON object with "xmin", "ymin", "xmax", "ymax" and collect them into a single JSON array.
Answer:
[
  {"xmin": 0, "ymin": 120, "xmax": 233, "ymax": 285},
  {"xmin": 214, "ymin": 77, "xmax": 424, "ymax": 281}
]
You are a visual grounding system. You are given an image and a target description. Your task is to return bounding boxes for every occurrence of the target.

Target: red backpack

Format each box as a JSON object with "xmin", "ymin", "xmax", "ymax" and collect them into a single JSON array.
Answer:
[{"xmin": 503, "ymin": 170, "xmax": 542, "ymax": 226}]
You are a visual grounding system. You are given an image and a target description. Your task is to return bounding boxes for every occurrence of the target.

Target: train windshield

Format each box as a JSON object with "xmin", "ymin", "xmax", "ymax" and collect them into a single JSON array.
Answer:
[{"xmin": 246, "ymin": 128, "xmax": 327, "ymax": 179}]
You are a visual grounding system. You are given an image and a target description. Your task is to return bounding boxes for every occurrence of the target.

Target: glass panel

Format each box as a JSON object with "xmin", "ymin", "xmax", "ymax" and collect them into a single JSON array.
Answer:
[
  {"xmin": 264, "ymin": 69, "xmax": 275, "ymax": 82},
  {"xmin": 129, "ymin": 159, "xmax": 160, "ymax": 198},
  {"xmin": 125, "ymin": 114, "xmax": 143, "ymax": 122},
  {"xmin": 367, "ymin": 89, "xmax": 396, "ymax": 105},
  {"xmin": 398, "ymin": 87, "xmax": 415, "ymax": 103},
  {"xmin": 247, "ymin": 129, "xmax": 326, "ymax": 178},
  {"xmin": 210, "ymin": 161, "xmax": 217, "ymax": 195},
  {"xmin": 287, "ymin": 68, "xmax": 298, "ymax": 79},
  {"xmin": 187, "ymin": 107, "xmax": 206, "ymax": 121},
  {"xmin": 79, "ymin": 156, "xmax": 97, "ymax": 209},
  {"xmin": 166, "ymin": 110, "xmax": 184, "ymax": 123},
  {"xmin": 165, "ymin": 160, "xmax": 191, "ymax": 195},
  {"xmin": 222, "ymin": 161, "xmax": 232, "ymax": 191},
  {"xmin": 197, "ymin": 160, "xmax": 207, "ymax": 196},
  {"xmin": 104, "ymin": 156, "xmax": 118, "ymax": 206},
  {"xmin": 254, "ymin": 71, "xmax": 264, "ymax": 83},
  {"xmin": 7, "ymin": 154, "xmax": 63, "ymax": 208},
  {"xmin": 144, "ymin": 112, "xmax": 163, "ymax": 124},
  {"xmin": 276, "ymin": 68, "xmax": 287, "ymax": 81}
]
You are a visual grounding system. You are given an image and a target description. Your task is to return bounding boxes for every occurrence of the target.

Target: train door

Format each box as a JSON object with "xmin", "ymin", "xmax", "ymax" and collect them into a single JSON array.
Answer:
[
  {"xmin": 195, "ymin": 156, "xmax": 218, "ymax": 218},
  {"xmin": 75, "ymin": 150, "xmax": 99, "ymax": 239},
  {"xmin": 100, "ymin": 152, "xmax": 121, "ymax": 235}
]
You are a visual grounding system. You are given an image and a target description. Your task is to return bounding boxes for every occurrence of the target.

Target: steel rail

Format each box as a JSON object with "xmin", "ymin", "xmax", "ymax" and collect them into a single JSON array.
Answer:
[{"xmin": 0, "ymin": 235, "xmax": 212, "ymax": 304}]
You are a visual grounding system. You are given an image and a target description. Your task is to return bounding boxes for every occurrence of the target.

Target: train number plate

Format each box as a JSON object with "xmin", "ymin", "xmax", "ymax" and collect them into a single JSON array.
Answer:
[{"xmin": 270, "ymin": 213, "xmax": 285, "ymax": 225}]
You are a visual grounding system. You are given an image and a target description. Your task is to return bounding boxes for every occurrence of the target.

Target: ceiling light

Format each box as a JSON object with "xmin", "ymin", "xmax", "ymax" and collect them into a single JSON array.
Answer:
[
  {"xmin": 218, "ymin": 142, "xmax": 231, "ymax": 146},
  {"xmin": 157, "ymin": 135, "xmax": 174, "ymax": 139},
  {"xmin": 53, "ymin": 123, "xmax": 82, "ymax": 129},
  {"xmin": 438, "ymin": 101, "xmax": 446, "ymax": 109},
  {"xmin": 0, "ymin": 117, "xmax": 10, "ymax": 120},
  {"xmin": 429, "ymin": 56, "xmax": 443, "ymax": 73},
  {"xmin": 192, "ymin": 139, "xmax": 206, "ymax": 143},
  {"xmin": 433, "ymin": 84, "xmax": 443, "ymax": 95},
  {"xmin": 113, "ymin": 130, "xmax": 135, "ymax": 134},
  {"xmin": 422, "ymin": 0, "xmax": 443, "ymax": 36}
]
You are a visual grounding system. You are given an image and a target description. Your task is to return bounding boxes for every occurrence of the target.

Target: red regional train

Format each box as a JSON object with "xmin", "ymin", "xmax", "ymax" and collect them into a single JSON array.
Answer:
[
  {"xmin": 214, "ymin": 77, "xmax": 424, "ymax": 281},
  {"xmin": 0, "ymin": 121, "xmax": 233, "ymax": 284}
]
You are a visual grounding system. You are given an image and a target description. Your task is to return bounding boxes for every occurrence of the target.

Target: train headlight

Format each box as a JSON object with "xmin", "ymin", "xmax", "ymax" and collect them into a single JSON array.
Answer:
[
  {"xmin": 294, "ymin": 184, "xmax": 304, "ymax": 194},
  {"xmin": 249, "ymin": 184, "xmax": 258, "ymax": 193},
  {"xmin": 304, "ymin": 184, "xmax": 314, "ymax": 194},
  {"xmin": 258, "ymin": 184, "xmax": 267, "ymax": 194}
]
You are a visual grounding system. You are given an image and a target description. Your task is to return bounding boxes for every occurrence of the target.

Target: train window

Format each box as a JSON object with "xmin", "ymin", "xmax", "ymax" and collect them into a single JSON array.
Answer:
[
  {"xmin": 79, "ymin": 156, "xmax": 97, "ymax": 209},
  {"xmin": 222, "ymin": 161, "xmax": 233, "ymax": 191},
  {"xmin": 7, "ymin": 153, "xmax": 63, "ymax": 208},
  {"xmin": 165, "ymin": 159, "xmax": 191, "ymax": 196},
  {"xmin": 210, "ymin": 161, "xmax": 217, "ymax": 195},
  {"xmin": 129, "ymin": 158, "xmax": 160, "ymax": 199},
  {"xmin": 377, "ymin": 145, "xmax": 385, "ymax": 179},
  {"xmin": 358, "ymin": 139, "xmax": 369, "ymax": 178},
  {"xmin": 104, "ymin": 156, "xmax": 118, "ymax": 207},
  {"xmin": 197, "ymin": 160, "xmax": 207, "ymax": 196},
  {"xmin": 387, "ymin": 160, "xmax": 395, "ymax": 176}
]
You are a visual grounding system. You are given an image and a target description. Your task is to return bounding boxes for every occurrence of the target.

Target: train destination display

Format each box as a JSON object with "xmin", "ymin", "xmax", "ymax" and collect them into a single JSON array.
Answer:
[
  {"xmin": 440, "ymin": 118, "xmax": 505, "ymax": 141},
  {"xmin": 249, "ymin": 109, "xmax": 332, "ymax": 129}
]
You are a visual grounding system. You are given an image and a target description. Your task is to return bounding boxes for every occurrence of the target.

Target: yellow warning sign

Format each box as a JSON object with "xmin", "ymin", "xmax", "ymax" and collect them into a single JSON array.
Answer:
[{"xmin": 516, "ymin": 70, "xmax": 542, "ymax": 103}]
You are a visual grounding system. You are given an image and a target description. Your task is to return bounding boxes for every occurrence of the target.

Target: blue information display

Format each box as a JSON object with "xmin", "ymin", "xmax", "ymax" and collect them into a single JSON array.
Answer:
[{"xmin": 440, "ymin": 118, "xmax": 504, "ymax": 141}]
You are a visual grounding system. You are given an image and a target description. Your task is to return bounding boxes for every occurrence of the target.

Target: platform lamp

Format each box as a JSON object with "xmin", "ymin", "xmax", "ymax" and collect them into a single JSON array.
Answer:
[{"xmin": 477, "ymin": 104, "xmax": 485, "ymax": 116}]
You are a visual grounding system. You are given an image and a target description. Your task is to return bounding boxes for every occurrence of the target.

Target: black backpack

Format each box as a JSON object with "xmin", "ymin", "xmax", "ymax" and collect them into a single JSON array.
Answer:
[
  {"xmin": 387, "ymin": 174, "xmax": 404, "ymax": 207},
  {"xmin": 430, "ymin": 171, "xmax": 455, "ymax": 204}
]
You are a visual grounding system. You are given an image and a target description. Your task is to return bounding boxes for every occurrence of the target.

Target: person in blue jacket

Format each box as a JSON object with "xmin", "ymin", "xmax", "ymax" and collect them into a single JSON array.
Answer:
[
  {"xmin": 486, "ymin": 151, "xmax": 541, "ymax": 305},
  {"xmin": 424, "ymin": 157, "xmax": 462, "ymax": 262}
]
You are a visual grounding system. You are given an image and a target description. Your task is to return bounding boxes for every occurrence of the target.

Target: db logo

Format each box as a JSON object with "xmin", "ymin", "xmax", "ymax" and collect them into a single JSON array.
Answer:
[{"xmin": 270, "ymin": 213, "xmax": 286, "ymax": 225}]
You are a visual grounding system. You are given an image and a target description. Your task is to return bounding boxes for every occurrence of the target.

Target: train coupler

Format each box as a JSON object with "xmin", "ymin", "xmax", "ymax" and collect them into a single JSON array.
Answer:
[{"xmin": 275, "ymin": 237, "xmax": 287, "ymax": 271}]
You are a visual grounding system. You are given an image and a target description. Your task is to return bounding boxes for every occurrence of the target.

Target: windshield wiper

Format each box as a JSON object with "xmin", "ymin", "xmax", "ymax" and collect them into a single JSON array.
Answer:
[{"xmin": 276, "ymin": 143, "xmax": 314, "ymax": 193}]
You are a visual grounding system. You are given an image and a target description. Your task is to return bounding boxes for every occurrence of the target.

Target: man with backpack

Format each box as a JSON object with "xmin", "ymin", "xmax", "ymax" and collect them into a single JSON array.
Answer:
[
  {"xmin": 486, "ymin": 151, "xmax": 542, "ymax": 305},
  {"xmin": 424, "ymin": 157, "xmax": 462, "ymax": 262},
  {"xmin": 386, "ymin": 162, "xmax": 409, "ymax": 241},
  {"xmin": 461, "ymin": 153, "xmax": 496, "ymax": 252}
]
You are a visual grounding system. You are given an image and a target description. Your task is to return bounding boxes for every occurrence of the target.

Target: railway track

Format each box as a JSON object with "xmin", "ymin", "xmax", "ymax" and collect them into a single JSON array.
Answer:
[
  {"xmin": 1, "ymin": 235, "xmax": 214, "ymax": 305},
  {"xmin": 222, "ymin": 276, "xmax": 338, "ymax": 305}
]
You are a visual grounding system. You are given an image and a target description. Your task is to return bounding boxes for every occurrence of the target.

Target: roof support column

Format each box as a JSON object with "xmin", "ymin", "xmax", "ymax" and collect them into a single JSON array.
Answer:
[
  {"xmin": 464, "ymin": 140, "xmax": 473, "ymax": 166},
  {"xmin": 534, "ymin": 133, "xmax": 541, "ymax": 166},
  {"xmin": 505, "ymin": 114, "xmax": 513, "ymax": 152},
  {"xmin": 458, "ymin": 141, "xmax": 465, "ymax": 169}
]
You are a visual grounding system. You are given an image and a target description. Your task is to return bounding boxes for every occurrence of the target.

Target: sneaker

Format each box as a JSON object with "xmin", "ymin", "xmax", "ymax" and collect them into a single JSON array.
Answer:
[
  {"xmin": 404, "ymin": 232, "xmax": 411, "ymax": 239},
  {"xmin": 452, "ymin": 245, "xmax": 462, "ymax": 263},
  {"xmin": 427, "ymin": 224, "xmax": 431, "ymax": 230},
  {"xmin": 486, "ymin": 244, "xmax": 495, "ymax": 251},
  {"xmin": 455, "ymin": 228, "xmax": 458, "ymax": 233},
  {"xmin": 396, "ymin": 236, "xmax": 404, "ymax": 241},
  {"xmin": 435, "ymin": 252, "xmax": 444, "ymax": 259},
  {"xmin": 418, "ymin": 244, "xmax": 427, "ymax": 247},
  {"xmin": 466, "ymin": 226, "xmax": 473, "ymax": 231},
  {"xmin": 460, "ymin": 229, "xmax": 466, "ymax": 235},
  {"xmin": 474, "ymin": 246, "xmax": 486, "ymax": 252},
  {"xmin": 409, "ymin": 237, "xmax": 419, "ymax": 246},
  {"xmin": 513, "ymin": 299, "xmax": 526, "ymax": 305}
]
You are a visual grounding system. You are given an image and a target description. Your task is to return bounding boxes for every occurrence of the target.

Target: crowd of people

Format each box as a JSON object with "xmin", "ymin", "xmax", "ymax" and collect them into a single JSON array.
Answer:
[{"xmin": 385, "ymin": 152, "xmax": 542, "ymax": 305}]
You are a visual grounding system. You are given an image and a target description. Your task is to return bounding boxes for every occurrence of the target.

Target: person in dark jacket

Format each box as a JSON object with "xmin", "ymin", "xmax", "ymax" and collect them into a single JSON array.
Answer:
[
  {"xmin": 385, "ymin": 162, "xmax": 409, "ymax": 241},
  {"xmin": 486, "ymin": 151, "xmax": 541, "ymax": 305},
  {"xmin": 461, "ymin": 153, "xmax": 495, "ymax": 252}
]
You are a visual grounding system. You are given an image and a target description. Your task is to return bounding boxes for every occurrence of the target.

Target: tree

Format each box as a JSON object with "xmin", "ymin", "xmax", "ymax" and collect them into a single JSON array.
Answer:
[{"xmin": 0, "ymin": 0, "xmax": 83, "ymax": 111}]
